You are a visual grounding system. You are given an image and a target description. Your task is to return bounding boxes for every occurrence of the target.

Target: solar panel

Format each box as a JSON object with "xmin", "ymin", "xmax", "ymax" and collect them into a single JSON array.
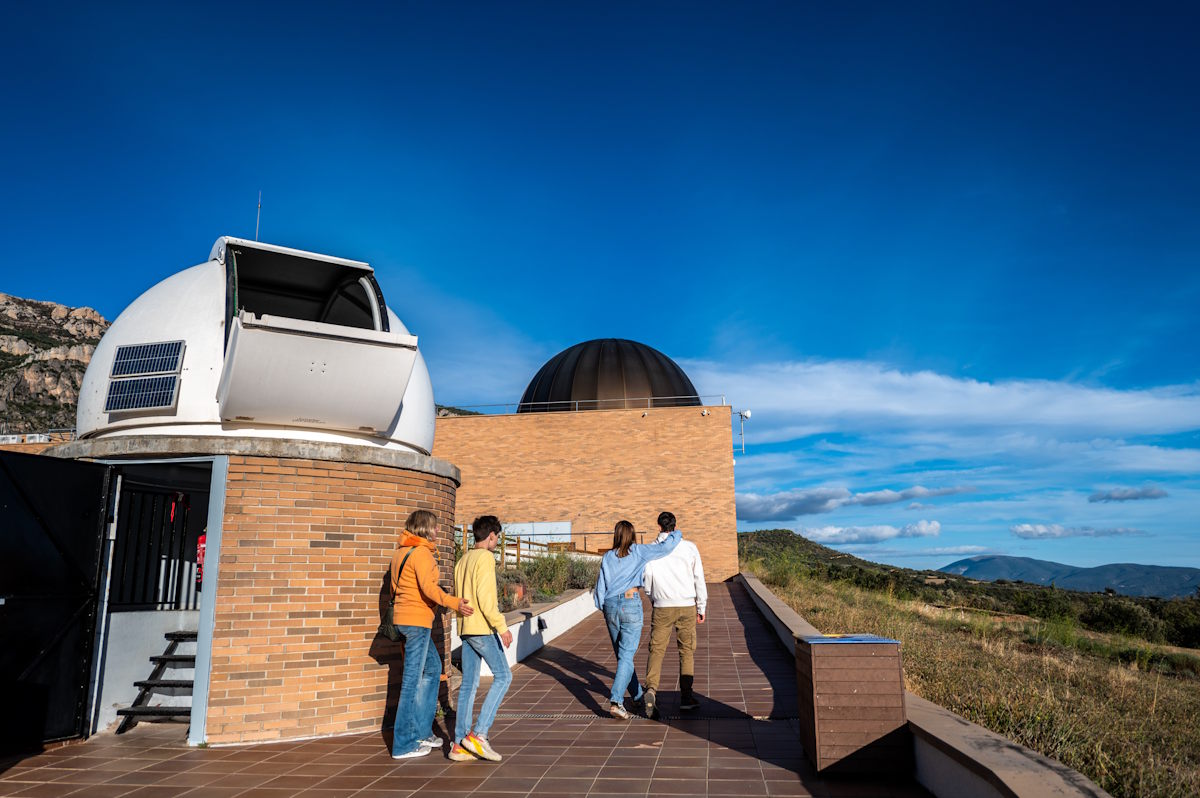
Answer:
[
  {"xmin": 111, "ymin": 341, "xmax": 185, "ymax": 377},
  {"xmin": 104, "ymin": 375, "xmax": 180, "ymax": 413}
]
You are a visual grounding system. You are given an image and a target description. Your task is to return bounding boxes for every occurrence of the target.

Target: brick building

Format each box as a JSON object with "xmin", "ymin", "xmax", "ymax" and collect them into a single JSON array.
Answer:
[
  {"xmin": 434, "ymin": 338, "xmax": 740, "ymax": 581},
  {"xmin": 15, "ymin": 238, "xmax": 463, "ymax": 747},
  {"xmin": 434, "ymin": 404, "xmax": 739, "ymax": 580},
  {"xmin": 7, "ymin": 244, "xmax": 738, "ymax": 752}
]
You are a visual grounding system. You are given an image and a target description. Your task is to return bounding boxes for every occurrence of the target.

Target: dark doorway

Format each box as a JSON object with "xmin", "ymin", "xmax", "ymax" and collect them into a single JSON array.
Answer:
[
  {"xmin": 0, "ymin": 451, "xmax": 112, "ymax": 756},
  {"xmin": 109, "ymin": 463, "xmax": 209, "ymax": 611}
]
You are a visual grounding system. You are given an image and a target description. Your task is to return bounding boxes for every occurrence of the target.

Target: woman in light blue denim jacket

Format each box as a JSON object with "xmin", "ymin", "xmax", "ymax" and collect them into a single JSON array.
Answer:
[{"xmin": 593, "ymin": 520, "xmax": 680, "ymax": 718}]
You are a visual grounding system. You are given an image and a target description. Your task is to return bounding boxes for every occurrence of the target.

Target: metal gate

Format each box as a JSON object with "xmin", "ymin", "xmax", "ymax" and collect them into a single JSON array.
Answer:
[
  {"xmin": 109, "ymin": 486, "xmax": 197, "ymax": 610},
  {"xmin": 0, "ymin": 451, "xmax": 112, "ymax": 754}
]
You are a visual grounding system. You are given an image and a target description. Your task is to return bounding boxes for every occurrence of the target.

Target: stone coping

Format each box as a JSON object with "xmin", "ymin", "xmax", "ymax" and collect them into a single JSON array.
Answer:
[
  {"xmin": 47, "ymin": 434, "xmax": 460, "ymax": 483},
  {"xmin": 735, "ymin": 572, "xmax": 1111, "ymax": 798},
  {"xmin": 501, "ymin": 587, "xmax": 591, "ymax": 626},
  {"xmin": 448, "ymin": 588, "xmax": 597, "ymax": 683}
]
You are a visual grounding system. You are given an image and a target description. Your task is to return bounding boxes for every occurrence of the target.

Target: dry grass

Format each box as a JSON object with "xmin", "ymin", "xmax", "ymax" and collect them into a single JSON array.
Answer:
[{"xmin": 749, "ymin": 564, "xmax": 1200, "ymax": 798}]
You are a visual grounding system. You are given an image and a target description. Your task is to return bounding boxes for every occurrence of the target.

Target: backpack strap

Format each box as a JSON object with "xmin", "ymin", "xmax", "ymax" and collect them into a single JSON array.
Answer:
[{"xmin": 389, "ymin": 546, "xmax": 417, "ymax": 606}]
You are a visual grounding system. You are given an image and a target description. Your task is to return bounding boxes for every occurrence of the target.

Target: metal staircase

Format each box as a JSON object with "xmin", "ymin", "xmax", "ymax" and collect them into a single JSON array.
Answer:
[{"xmin": 115, "ymin": 630, "xmax": 196, "ymax": 733}]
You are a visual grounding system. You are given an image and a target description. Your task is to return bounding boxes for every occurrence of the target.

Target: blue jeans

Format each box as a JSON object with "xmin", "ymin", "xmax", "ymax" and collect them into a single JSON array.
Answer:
[
  {"xmin": 603, "ymin": 596, "xmax": 644, "ymax": 705},
  {"xmin": 391, "ymin": 624, "xmax": 442, "ymax": 756},
  {"xmin": 455, "ymin": 633, "xmax": 512, "ymax": 741}
]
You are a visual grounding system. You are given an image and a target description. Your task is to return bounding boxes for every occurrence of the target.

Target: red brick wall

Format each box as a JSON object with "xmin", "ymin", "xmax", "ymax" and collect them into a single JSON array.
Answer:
[
  {"xmin": 205, "ymin": 455, "xmax": 458, "ymax": 744},
  {"xmin": 433, "ymin": 405, "xmax": 739, "ymax": 580}
]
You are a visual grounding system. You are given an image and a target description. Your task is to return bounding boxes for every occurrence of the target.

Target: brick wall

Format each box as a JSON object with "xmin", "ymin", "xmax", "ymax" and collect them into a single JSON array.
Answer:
[
  {"xmin": 205, "ymin": 455, "xmax": 458, "ymax": 744},
  {"xmin": 433, "ymin": 405, "xmax": 739, "ymax": 580}
]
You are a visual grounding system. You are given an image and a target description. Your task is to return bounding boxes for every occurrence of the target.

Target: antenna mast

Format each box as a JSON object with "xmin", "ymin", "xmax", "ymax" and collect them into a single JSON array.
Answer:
[{"xmin": 255, "ymin": 190, "xmax": 262, "ymax": 241}]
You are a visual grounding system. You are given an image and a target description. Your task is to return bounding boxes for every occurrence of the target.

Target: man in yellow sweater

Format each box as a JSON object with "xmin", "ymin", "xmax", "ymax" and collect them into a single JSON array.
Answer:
[{"xmin": 450, "ymin": 515, "xmax": 514, "ymax": 762}]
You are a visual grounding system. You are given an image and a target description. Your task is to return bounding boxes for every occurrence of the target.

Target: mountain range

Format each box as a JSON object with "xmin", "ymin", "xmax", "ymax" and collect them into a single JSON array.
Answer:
[
  {"xmin": 0, "ymin": 293, "xmax": 108, "ymax": 433},
  {"xmin": 940, "ymin": 555, "xmax": 1200, "ymax": 599}
]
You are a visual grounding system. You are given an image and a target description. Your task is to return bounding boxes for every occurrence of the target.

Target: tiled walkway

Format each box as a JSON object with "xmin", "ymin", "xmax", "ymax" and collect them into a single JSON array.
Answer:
[{"xmin": 0, "ymin": 583, "xmax": 928, "ymax": 797}]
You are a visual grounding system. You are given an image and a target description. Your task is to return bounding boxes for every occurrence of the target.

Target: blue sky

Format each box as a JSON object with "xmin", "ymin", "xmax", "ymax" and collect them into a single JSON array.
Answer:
[{"xmin": 3, "ymin": 2, "xmax": 1198, "ymax": 569}]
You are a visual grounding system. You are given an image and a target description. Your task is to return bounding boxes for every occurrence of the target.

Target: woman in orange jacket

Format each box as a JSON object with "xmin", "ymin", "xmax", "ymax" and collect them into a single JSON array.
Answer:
[{"xmin": 390, "ymin": 510, "xmax": 474, "ymax": 759}]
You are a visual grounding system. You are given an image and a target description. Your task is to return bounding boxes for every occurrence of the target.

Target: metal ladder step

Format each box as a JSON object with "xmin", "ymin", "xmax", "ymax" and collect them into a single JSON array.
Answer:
[
  {"xmin": 116, "ymin": 706, "xmax": 191, "ymax": 718},
  {"xmin": 117, "ymin": 631, "xmax": 198, "ymax": 734},
  {"xmin": 150, "ymin": 654, "xmax": 195, "ymax": 665},
  {"xmin": 134, "ymin": 679, "xmax": 194, "ymax": 690}
]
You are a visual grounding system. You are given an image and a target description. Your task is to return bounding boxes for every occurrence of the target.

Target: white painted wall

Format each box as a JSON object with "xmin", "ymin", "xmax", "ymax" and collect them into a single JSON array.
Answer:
[
  {"xmin": 94, "ymin": 610, "xmax": 198, "ymax": 732},
  {"xmin": 451, "ymin": 589, "xmax": 597, "ymax": 677}
]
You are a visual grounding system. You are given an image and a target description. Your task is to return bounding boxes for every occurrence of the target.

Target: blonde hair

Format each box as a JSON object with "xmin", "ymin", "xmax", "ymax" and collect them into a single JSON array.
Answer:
[
  {"xmin": 612, "ymin": 520, "xmax": 635, "ymax": 558},
  {"xmin": 405, "ymin": 509, "xmax": 438, "ymax": 539}
]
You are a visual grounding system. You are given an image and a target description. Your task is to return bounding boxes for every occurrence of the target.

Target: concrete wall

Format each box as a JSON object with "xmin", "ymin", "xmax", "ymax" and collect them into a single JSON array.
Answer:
[
  {"xmin": 450, "ymin": 588, "xmax": 597, "ymax": 677},
  {"xmin": 95, "ymin": 610, "xmax": 198, "ymax": 731},
  {"xmin": 203, "ymin": 454, "xmax": 459, "ymax": 744},
  {"xmin": 434, "ymin": 405, "xmax": 739, "ymax": 580}
]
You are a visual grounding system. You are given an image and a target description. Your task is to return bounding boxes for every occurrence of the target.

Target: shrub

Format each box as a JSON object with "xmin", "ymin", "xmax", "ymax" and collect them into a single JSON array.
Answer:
[{"xmin": 1081, "ymin": 599, "xmax": 1165, "ymax": 642}]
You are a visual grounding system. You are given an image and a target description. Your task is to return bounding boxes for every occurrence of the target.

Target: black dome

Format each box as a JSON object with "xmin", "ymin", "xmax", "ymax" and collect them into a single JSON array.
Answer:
[{"xmin": 518, "ymin": 339, "xmax": 700, "ymax": 413}]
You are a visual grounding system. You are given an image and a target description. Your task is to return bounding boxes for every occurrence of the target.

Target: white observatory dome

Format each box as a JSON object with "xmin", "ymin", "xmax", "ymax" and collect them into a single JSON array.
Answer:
[{"xmin": 77, "ymin": 237, "xmax": 436, "ymax": 454}]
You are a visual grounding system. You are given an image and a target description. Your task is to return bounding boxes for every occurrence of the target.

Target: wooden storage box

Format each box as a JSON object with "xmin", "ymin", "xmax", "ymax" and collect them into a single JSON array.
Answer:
[{"xmin": 795, "ymin": 634, "xmax": 910, "ymax": 774}]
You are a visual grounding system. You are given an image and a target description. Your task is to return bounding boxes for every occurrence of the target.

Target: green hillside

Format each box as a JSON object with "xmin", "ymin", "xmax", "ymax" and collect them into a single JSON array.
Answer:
[
  {"xmin": 739, "ymin": 529, "xmax": 1200, "ymax": 654},
  {"xmin": 739, "ymin": 529, "xmax": 1200, "ymax": 797}
]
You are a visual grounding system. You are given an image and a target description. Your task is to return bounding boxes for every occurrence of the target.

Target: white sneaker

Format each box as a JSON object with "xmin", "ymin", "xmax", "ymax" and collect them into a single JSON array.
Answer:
[
  {"xmin": 392, "ymin": 746, "xmax": 432, "ymax": 760},
  {"xmin": 419, "ymin": 734, "xmax": 441, "ymax": 749}
]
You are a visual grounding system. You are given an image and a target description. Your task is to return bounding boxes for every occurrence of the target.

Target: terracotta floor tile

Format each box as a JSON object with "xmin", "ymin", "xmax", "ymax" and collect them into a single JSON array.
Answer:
[
  {"xmin": 476, "ymin": 776, "xmax": 542, "ymax": 792},
  {"xmin": 709, "ymin": 780, "xmax": 770, "ymax": 795},
  {"xmin": 536, "ymin": 776, "xmax": 600, "ymax": 793},
  {"xmin": 649, "ymin": 777, "xmax": 709, "ymax": 793},
  {"xmin": 0, "ymin": 585, "xmax": 935, "ymax": 798}
]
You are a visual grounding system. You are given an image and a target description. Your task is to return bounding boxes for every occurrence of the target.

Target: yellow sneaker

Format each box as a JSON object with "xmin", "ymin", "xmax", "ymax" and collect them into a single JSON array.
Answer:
[
  {"xmin": 448, "ymin": 743, "xmax": 476, "ymax": 762},
  {"xmin": 460, "ymin": 732, "xmax": 502, "ymax": 762}
]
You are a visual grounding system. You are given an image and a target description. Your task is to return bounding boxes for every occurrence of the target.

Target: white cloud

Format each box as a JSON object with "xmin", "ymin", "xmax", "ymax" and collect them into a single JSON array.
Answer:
[
  {"xmin": 918, "ymin": 545, "xmax": 991, "ymax": 556},
  {"xmin": 684, "ymin": 358, "xmax": 1200, "ymax": 441},
  {"xmin": 839, "ymin": 544, "xmax": 991, "ymax": 558},
  {"xmin": 737, "ymin": 487, "xmax": 850, "ymax": 520},
  {"xmin": 1088, "ymin": 486, "xmax": 1168, "ymax": 503},
  {"xmin": 737, "ymin": 485, "xmax": 972, "ymax": 521},
  {"xmin": 800, "ymin": 519, "xmax": 941, "ymax": 544},
  {"xmin": 1009, "ymin": 524, "xmax": 1146, "ymax": 539}
]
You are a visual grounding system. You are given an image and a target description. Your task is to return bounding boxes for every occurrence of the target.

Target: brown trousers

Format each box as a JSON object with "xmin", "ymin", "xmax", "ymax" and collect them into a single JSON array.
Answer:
[{"xmin": 644, "ymin": 606, "xmax": 697, "ymax": 692}]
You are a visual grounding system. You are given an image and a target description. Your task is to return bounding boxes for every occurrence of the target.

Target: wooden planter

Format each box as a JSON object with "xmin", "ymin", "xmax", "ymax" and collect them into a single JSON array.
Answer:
[{"xmin": 795, "ymin": 634, "xmax": 910, "ymax": 774}]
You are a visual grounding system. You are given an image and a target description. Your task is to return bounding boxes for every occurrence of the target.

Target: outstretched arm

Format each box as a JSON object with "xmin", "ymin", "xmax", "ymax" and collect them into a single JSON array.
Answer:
[
  {"xmin": 635, "ymin": 528, "xmax": 681, "ymax": 565},
  {"xmin": 414, "ymin": 550, "xmax": 469, "ymax": 614}
]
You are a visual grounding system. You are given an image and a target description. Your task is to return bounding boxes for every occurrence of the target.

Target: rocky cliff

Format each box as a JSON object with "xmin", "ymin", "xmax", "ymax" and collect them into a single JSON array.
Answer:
[{"xmin": 0, "ymin": 292, "xmax": 109, "ymax": 433}]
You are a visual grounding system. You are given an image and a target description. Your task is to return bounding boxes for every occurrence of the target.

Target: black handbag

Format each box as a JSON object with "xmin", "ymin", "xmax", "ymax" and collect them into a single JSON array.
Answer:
[{"xmin": 378, "ymin": 547, "xmax": 416, "ymax": 641}]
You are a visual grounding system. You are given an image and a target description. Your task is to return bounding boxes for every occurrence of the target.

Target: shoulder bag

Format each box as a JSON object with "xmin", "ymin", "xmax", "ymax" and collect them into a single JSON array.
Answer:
[{"xmin": 378, "ymin": 547, "xmax": 416, "ymax": 641}]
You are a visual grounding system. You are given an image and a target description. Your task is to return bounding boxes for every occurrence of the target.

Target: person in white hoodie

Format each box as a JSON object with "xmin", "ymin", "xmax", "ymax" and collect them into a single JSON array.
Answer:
[{"xmin": 640, "ymin": 511, "xmax": 707, "ymax": 719}]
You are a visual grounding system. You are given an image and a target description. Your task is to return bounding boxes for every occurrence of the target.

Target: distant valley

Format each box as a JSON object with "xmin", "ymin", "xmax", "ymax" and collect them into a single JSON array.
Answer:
[{"xmin": 940, "ymin": 554, "xmax": 1200, "ymax": 599}]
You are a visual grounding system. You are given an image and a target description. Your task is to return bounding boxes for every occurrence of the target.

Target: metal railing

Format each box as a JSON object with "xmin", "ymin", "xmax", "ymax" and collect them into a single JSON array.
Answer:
[
  {"xmin": 0, "ymin": 427, "xmax": 76, "ymax": 444},
  {"xmin": 456, "ymin": 527, "xmax": 655, "ymax": 566},
  {"xmin": 439, "ymin": 394, "xmax": 727, "ymax": 416}
]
